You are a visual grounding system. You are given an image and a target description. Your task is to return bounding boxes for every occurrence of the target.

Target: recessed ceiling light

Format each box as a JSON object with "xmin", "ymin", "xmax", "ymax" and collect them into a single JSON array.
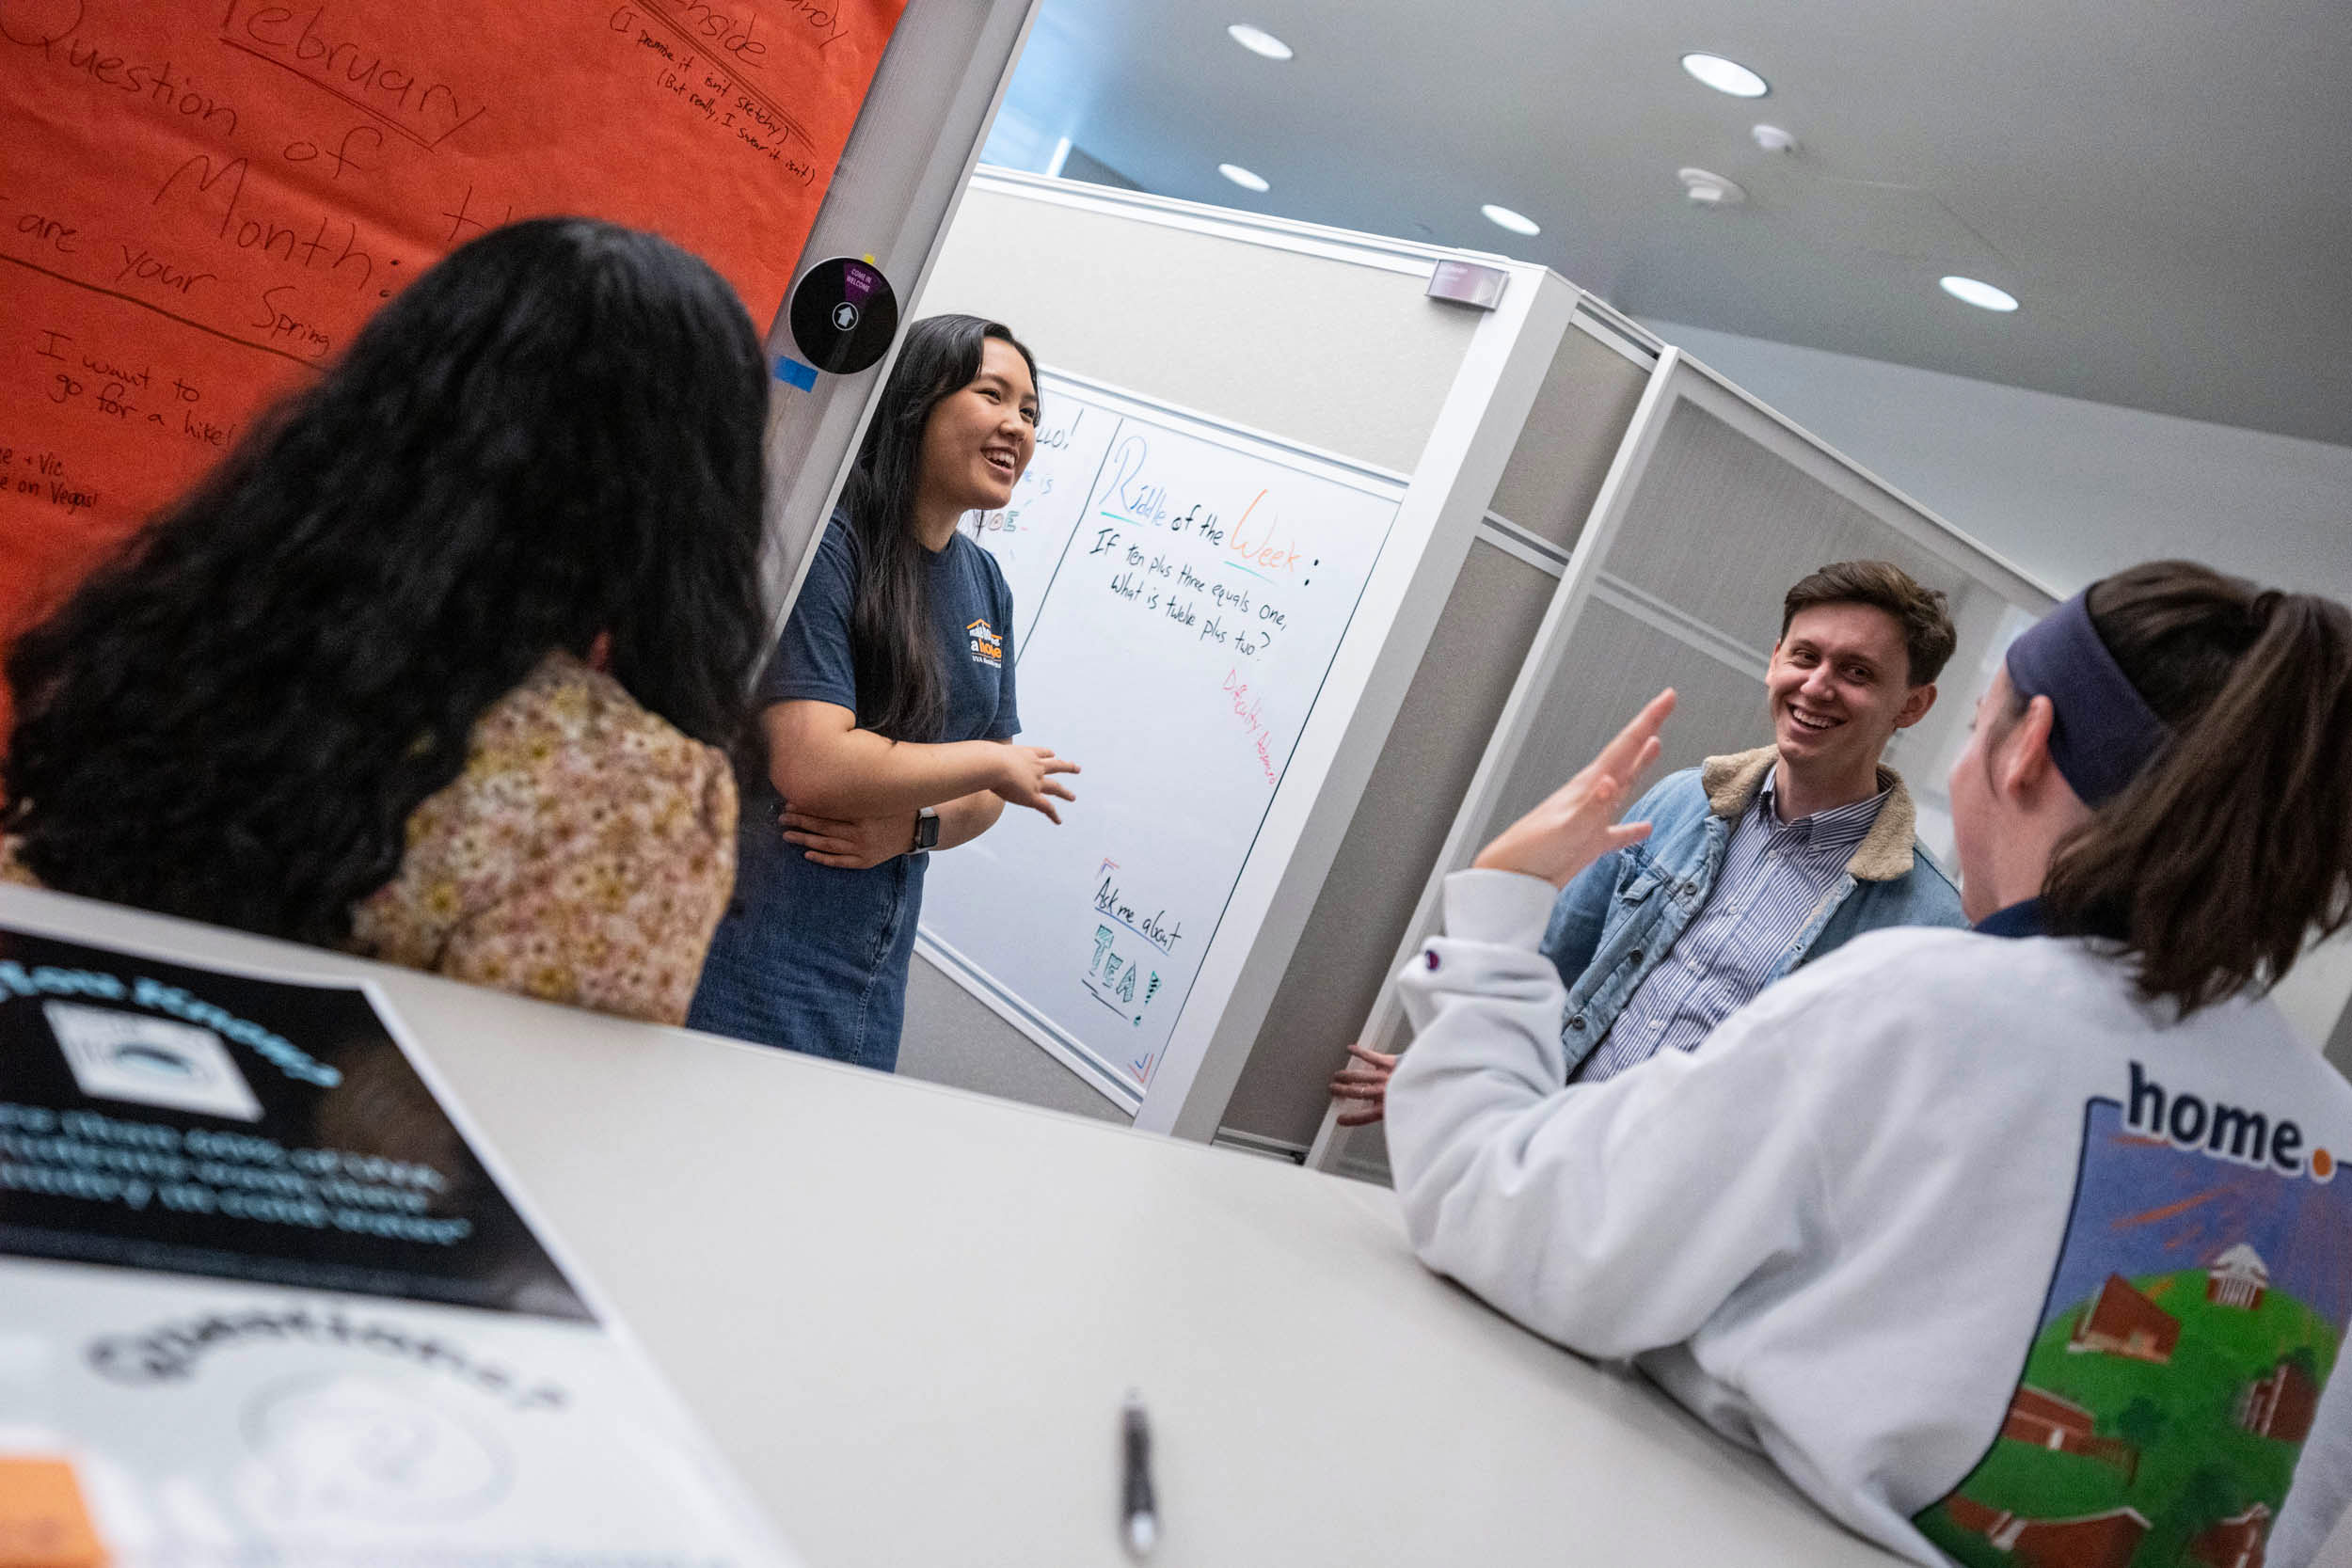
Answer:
[
  {"xmin": 1219, "ymin": 163, "xmax": 1271, "ymax": 193},
  {"xmin": 1939, "ymin": 275, "xmax": 2020, "ymax": 312},
  {"xmin": 1681, "ymin": 53, "xmax": 1770, "ymax": 98},
  {"xmin": 1227, "ymin": 24, "xmax": 1294, "ymax": 60},
  {"xmin": 1481, "ymin": 202, "xmax": 1541, "ymax": 236}
]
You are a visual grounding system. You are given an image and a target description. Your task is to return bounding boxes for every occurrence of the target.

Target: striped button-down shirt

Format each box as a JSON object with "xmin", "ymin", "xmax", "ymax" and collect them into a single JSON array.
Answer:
[{"xmin": 1574, "ymin": 777, "xmax": 1888, "ymax": 1085}]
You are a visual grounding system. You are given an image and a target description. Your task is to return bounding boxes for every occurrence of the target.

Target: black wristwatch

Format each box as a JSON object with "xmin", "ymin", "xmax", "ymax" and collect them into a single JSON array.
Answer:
[{"xmin": 912, "ymin": 806, "xmax": 940, "ymax": 852}]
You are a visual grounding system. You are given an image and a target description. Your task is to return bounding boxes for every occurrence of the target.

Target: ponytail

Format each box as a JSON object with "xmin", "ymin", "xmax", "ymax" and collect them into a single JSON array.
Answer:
[{"xmin": 2040, "ymin": 562, "xmax": 2352, "ymax": 1013}]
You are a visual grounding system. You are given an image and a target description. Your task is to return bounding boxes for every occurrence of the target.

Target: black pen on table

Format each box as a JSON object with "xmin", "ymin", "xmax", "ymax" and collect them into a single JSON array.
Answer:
[{"xmin": 1121, "ymin": 1388, "xmax": 1158, "ymax": 1558}]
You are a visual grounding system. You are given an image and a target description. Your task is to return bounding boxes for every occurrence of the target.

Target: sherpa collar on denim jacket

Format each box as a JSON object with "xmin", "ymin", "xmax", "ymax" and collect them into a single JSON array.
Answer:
[{"xmin": 1695, "ymin": 745, "xmax": 1919, "ymax": 883}]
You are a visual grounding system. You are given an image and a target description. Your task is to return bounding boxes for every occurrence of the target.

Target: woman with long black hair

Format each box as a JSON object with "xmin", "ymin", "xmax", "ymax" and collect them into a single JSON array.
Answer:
[
  {"xmin": 1384, "ymin": 561, "xmax": 2352, "ymax": 1565},
  {"xmin": 687, "ymin": 313, "xmax": 1076, "ymax": 1070},
  {"xmin": 3, "ymin": 217, "xmax": 771, "ymax": 1024}
]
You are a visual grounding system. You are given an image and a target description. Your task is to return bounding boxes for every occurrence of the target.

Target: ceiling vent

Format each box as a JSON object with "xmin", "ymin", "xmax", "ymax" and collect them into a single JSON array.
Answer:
[{"xmin": 1677, "ymin": 167, "xmax": 1747, "ymax": 210}]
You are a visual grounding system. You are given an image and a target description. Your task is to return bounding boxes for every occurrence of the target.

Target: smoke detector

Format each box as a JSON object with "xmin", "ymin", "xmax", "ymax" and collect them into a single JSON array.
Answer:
[
  {"xmin": 1750, "ymin": 123, "xmax": 1799, "ymax": 154},
  {"xmin": 1677, "ymin": 167, "xmax": 1747, "ymax": 209}
]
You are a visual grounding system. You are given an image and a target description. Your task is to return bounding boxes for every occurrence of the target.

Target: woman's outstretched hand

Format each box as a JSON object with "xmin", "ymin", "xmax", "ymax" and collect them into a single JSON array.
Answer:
[
  {"xmin": 993, "ymin": 744, "xmax": 1081, "ymax": 823},
  {"xmin": 1471, "ymin": 689, "xmax": 1675, "ymax": 887}
]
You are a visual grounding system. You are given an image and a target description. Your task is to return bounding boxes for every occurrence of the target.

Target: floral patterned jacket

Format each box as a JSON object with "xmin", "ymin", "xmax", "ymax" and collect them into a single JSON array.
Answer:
[{"xmin": 4, "ymin": 653, "xmax": 738, "ymax": 1025}]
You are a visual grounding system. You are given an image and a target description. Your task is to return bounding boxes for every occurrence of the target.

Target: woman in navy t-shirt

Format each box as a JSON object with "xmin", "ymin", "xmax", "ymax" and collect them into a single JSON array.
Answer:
[{"xmin": 688, "ymin": 315, "xmax": 1077, "ymax": 1069}]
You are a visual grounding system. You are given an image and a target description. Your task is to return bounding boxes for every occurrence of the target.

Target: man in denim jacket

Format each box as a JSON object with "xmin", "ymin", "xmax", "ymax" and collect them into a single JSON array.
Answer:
[{"xmin": 1332, "ymin": 561, "xmax": 1967, "ymax": 1117}]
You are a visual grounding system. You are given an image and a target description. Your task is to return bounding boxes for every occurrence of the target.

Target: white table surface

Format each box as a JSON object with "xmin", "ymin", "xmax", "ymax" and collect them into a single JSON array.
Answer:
[{"xmin": 2, "ymin": 883, "xmax": 1906, "ymax": 1568}]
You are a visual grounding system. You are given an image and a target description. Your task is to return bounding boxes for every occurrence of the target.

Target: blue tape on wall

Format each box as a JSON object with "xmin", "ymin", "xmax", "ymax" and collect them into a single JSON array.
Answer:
[{"xmin": 773, "ymin": 356, "xmax": 819, "ymax": 390}]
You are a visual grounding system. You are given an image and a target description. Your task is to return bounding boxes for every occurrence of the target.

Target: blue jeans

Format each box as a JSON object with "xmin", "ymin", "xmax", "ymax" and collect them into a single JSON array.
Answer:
[{"xmin": 687, "ymin": 799, "xmax": 923, "ymax": 1072}]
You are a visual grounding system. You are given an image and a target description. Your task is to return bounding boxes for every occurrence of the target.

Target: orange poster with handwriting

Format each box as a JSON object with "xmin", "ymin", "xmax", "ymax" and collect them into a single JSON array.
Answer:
[{"xmin": 0, "ymin": 0, "xmax": 906, "ymax": 690}]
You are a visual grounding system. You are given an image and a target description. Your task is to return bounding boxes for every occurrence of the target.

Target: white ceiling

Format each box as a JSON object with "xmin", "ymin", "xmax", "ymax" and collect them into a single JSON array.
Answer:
[{"xmin": 989, "ymin": 0, "xmax": 2352, "ymax": 447}]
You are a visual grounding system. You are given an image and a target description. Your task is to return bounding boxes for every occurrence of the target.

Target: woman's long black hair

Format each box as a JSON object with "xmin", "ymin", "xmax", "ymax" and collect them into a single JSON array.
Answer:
[
  {"xmin": 840, "ymin": 313, "xmax": 1036, "ymax": 741},
  {"xmin": 4, "ymin": 217, "xmax": 771, "ymax": 946}
]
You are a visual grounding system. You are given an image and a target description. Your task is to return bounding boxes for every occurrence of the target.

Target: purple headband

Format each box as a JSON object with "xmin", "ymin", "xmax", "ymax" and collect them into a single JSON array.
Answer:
[{"xmin": 2004, "ymin": 591, "xmax": 2171, "ymax": 807}]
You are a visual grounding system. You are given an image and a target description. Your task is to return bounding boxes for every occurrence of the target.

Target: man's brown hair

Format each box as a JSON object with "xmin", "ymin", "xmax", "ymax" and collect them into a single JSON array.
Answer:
[{"xmin": 1780, "ymin": 561, "xmax": 1957, "ymax": 687}]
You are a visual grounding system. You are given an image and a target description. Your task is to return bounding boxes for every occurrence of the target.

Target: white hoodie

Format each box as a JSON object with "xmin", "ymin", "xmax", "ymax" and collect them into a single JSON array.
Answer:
[{"xmin": 1387, "ymin": 869, "xmax": 2352, "ymax": 1568}]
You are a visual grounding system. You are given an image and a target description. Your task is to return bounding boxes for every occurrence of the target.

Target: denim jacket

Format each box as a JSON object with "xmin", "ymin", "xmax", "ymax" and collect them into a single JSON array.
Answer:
[{"xmin": 1538, "ymin": 746, "xmax": 1964, "ymax": 1074}]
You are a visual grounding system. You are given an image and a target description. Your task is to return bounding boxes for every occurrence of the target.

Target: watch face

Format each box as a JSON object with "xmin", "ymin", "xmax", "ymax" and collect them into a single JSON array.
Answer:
[{"xmin": 915, "ymin": 811, "xmax": 940, "ymax": 850}]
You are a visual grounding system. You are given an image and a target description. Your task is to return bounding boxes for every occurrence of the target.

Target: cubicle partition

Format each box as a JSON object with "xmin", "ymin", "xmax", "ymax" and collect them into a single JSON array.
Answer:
[
  {"xmin": 904, "ymin": 171, "xmax": 1579, "ymax": 1135},
  {"xmin": 1220, "ymin": 308, "xmax": 1661, "ymax": 1159},
  {"xmin": 893, "ymin": 171, "xmax": 2053, "ymax": 1166}
]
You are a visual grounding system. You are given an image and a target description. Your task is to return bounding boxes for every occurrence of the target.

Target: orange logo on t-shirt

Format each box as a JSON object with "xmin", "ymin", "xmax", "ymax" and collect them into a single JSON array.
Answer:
[{"xmin": 966, "ymin": 619, "xmax": 1004, "ymax": 667}]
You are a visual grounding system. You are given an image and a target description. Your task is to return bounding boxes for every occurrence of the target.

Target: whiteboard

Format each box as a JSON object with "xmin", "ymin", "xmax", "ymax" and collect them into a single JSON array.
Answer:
[{"xmin": 922, "ymin": 372, "xmax": 1402, "ymax": 1101}]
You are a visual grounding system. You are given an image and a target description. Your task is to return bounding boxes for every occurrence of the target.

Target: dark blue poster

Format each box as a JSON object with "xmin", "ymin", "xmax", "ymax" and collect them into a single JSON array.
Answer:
[{"xmin": 0, "ymin": 924, "xmax": 589, "ymax": 1320}]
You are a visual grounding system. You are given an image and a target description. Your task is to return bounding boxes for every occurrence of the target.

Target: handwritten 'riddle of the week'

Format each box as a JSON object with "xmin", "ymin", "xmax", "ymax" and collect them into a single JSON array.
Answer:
[
  {"xmin": 938, "ymin": 387, "xmax": 1399, "ymax": 1093},
  {"xmin": 973, "ymin": 424, "xmax": 1324, "ymax": 670},
  {"xmin": 0, "ymin": 0, "xmax": 909, "ymax": 704}
]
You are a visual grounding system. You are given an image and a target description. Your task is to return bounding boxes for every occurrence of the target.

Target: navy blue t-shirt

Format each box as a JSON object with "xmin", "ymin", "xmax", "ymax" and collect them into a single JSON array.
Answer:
[
  {"xmin": 685, "ymin": 512, "xmax": 1019, "ymax": 1071},
  {"xmin": 760, "ymin": 514, "xmax": 1020, "ymax": 743}
]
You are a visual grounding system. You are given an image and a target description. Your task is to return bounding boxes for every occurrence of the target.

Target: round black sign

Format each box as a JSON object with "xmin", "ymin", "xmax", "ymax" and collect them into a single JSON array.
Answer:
[{"xmin": 787, "ymin": 257, "xmax": 899, "ymax": 374}]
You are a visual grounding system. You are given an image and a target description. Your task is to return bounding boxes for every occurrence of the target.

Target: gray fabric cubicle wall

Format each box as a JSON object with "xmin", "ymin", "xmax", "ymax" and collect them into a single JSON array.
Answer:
[
  {"xmin": 1217, "ymin": 322, "xmax": 1652, "ymax": 1157},
  {"xmin": 1602, "ymin": 402, "xmax": 1974, "ymax": 662},
  {"xmin": 1216, "ymin": 538, "xmax": 1560, "ymax": 1151},
  {"xmin": 1486, "ymin": 316, "xmax": 1658, "ymax": 553}
]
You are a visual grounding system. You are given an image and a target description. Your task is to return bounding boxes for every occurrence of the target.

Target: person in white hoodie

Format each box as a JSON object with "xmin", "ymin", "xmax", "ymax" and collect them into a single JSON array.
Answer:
[{"xmin": 1385, "ymin": 561, "xmax": 2352, "ymax": 1568}]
